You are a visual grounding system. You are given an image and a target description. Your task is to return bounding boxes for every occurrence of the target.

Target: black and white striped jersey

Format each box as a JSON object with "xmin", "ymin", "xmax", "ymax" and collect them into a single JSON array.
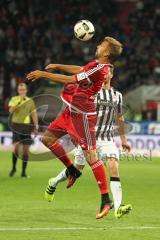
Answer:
[{"xmin": 95, "ymin": 87, "xmax": 122, "ymax": 141}]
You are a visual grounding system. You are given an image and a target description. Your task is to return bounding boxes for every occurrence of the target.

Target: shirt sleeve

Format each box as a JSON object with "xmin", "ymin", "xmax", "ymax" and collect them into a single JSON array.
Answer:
[{"xmin": 75, "ymin": 64, "xmax": 105, "ymax": 82}]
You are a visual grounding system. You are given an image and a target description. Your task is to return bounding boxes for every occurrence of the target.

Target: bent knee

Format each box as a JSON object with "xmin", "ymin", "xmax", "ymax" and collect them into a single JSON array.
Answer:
[
  {"xmin": 108, "ymin": 158, "xmax": 119, "ymax": 176},
  {"xmin": 41, "ymin": 136, "xmax": 54, "ymax": 147},
  {"xmin": 83, "ymin": 149, "xmax": 97, "ymax": 164}
]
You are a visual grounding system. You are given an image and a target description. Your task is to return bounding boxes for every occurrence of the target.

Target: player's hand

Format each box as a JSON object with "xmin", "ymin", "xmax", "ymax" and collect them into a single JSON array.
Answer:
[
  {"xmin": 26, "ymin": 70, "xmax": 44, "ymax": 81},
  {"xmin": 33, "ymin": 128, "xmax": 39, "ymax": 136},
  {"xmin": 45, "ymin": 64, "xmax": 59, "ymax": 72},
  {"xmin": 33, "ymin": 125, "xmax": 39, "ymax": 136},
  {"xmin": 122, "ymin": 143, "xmax": 131, "ymax": 153}
]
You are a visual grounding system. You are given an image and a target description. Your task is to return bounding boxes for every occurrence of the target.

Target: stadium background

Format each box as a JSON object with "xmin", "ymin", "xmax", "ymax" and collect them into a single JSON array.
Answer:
[
  {"xmin": 0, "ymin": 1, "xmax": 160, "ymax": 240},
  {"xmin": 0, "ymin": 0, "xmax": 160, "ymax": 155}
]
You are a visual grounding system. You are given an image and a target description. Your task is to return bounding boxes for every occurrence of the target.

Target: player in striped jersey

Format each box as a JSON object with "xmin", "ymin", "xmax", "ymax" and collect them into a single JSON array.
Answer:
[{"xmin": 45, "ymin": 81, "xmax": 132, "ymax": 219}]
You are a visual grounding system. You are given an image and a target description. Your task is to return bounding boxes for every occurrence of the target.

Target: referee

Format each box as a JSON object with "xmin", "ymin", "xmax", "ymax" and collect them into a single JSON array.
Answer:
[{"xmin": 8, "ymin": 83, "xmax": 38, "ymax": 177}]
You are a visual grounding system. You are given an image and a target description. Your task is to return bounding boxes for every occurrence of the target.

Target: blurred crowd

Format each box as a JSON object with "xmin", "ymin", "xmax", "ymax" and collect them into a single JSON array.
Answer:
[{"xmin": 0, "ymin": 0, "xmax": 160, "ymax": 110}]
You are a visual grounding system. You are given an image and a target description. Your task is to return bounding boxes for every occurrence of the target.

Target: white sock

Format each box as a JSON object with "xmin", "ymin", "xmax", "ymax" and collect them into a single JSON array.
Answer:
[
  {"xmin": 49, "ymin": 169, "xmax": 67, "ymax": 187},
  {"xmin": 110, "ymin": 177, "xmax": 122, "ymax": 211}
]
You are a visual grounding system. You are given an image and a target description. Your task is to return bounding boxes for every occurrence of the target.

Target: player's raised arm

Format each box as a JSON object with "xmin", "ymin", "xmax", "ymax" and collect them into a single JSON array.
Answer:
[
  {"xmin": 45, "ymin": 64, "xmax": 82, "ymax": 74},
  {"xmin": 26, "ymin": 70, "xmax": 76, "ymax": 84}
]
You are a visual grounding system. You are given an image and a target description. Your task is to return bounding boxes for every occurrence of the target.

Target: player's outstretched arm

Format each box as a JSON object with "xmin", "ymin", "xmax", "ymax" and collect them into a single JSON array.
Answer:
[
  {"xmin": 26, "ymin": 70, "xmax": 76, "ymax": 84},
  {"xmin": 45, "ymin": 64, "xmax": 82, "ymax": 74}
]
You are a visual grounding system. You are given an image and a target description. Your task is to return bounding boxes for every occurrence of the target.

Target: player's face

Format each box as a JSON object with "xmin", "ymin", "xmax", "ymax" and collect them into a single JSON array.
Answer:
[
  {"xmin": 18, "ymin": 86, "xmax": 27, "ymax": 97},
  {"xmin": 95, "ymin": 41, "xmax": 109, "ymax": 58}
]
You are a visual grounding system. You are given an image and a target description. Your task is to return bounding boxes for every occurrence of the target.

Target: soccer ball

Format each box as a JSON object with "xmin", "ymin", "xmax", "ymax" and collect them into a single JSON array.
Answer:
[{"xmin": 74, "ymin": 20, "xmax": 95, "ymax": 41}]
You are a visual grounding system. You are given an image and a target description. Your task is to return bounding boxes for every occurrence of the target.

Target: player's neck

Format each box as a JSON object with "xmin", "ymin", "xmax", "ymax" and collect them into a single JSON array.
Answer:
[
  {"xmin": 19, "ymin": 95, "xmax": 27, "ymax": 99},
  {"xmin": 102, "ymin": 83, "xmax": 111, "ymax": 90}
]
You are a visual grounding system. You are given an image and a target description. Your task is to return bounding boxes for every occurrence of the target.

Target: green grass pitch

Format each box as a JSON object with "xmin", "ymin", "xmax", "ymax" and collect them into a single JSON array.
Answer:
[{"xmin": 0, "ymin": 151, "xmax": 160, "ymax": 240}]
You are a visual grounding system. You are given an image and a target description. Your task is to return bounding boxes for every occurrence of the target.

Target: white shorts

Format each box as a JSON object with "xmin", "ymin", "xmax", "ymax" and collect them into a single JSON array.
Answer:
[{"xmin": 74, "ymin": 140, "xmax": 120, "ymax": 166}]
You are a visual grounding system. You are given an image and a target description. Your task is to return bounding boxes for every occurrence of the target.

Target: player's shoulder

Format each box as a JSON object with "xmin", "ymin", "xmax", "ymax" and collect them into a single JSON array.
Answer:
[
  {"xmin": 26, "ymin": 96, "xmax": 31, "ymax": 101},
  {"xmin": 8, "ymin": 96, "xmax": 19, "ymax": 106},
  {"xmin": 25, "ymin": 96, "xmax": 35, "ymax": 104},
  {"xmin": 88, "ymin": 60, "xmax": 113, "ymax": 68},
  {"xmin": 84, "ymin": 59, "xmax": 106, "ymax": 68},
  {"xmin": 84, "ymin": 59, "xmax": 98, "ymax": 69},
  {"xmin": 112, "ymin": 88, "xmax": 123, "ymax": 98},
  {"xmin": 97, "ymin": 63, "xmax": 113, "ymax": 75},
  {"xmin": 11, "ymin": 95, "xmax": 19, "ymax": 100},
  {"xmin": 9, "ymin": 96, "xmax": 20, "ymax": 103},
  {"xmin": 84, "ymin": 60, "xmax": 112, "ymax": 72}
]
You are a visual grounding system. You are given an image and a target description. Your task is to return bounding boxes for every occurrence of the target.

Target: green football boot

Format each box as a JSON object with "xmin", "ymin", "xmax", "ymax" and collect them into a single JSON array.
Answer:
[{"xmin": 114, "ymin": 204, "xmax": 132, "ymax": 219}]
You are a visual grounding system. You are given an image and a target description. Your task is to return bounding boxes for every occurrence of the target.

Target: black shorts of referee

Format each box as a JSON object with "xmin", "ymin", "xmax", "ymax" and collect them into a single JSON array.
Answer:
[{"xmin": 11, "ymin": 123, "xmax": 34, "ymax": 145}]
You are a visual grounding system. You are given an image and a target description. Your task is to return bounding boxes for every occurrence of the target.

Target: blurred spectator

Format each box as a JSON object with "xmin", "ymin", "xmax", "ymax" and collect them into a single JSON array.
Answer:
[
  {"xmin": 0, "ymin": 121, "xmax": 5, "ymax": 130},
  {"xmin": 0, "ymin": 0, "xmax": 159, "ymax": 114},
  {"xmin": 134, "ymin": 112, "xmax": 142, "ymax": 122},
  {"xmin": 142, "ymin": 109, "xmax": 157, "ymax": 121},
  {"xmin": 146, "ymin": 111, "xmax": 154, "ymax": 121}
]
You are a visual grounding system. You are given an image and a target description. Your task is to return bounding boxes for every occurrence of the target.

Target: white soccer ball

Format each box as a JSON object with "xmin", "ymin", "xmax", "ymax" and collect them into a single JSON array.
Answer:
[{"xmin": 74, "ymin": 20, "xmax": 95, "ymax": 41}]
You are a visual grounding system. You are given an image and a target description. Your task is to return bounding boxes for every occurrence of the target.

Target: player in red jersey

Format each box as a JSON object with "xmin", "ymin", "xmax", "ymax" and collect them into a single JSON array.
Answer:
[{"xmin": 27, "ymin": 36, "xmax": 123, "ymax": 219}]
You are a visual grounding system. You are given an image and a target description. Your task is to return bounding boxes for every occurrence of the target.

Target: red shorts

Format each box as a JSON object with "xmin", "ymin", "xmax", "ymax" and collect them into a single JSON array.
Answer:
[{"xmin": 48, "ymin": 107, "xmax": 97, "ymax": 150}]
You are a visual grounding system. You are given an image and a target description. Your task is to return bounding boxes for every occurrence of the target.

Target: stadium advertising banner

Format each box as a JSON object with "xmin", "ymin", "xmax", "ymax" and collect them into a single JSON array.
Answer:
[
  {"xmin": 114, "ymin": 135, "xmax": 160, "ymax": 151},
  {"xmin": 0, "ymin": 131, "xmax": 160, "ymax": 157},
  {"xmin": 130, "ymin": 122, "xmax": 160, "ymax": 135},
  {"xmin": 114, "ymin": 135, "xmax": 160, "ymax": 158}
]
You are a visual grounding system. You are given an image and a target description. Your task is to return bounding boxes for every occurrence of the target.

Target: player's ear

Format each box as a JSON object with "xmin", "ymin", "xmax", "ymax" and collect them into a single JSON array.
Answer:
[
  {"xmin": 104, "ymin": 53, "xmax": 109, "ymax": 58},
  {"xmin": 104, "ymin": 48, "xmax": 110, "ymax": 58}
]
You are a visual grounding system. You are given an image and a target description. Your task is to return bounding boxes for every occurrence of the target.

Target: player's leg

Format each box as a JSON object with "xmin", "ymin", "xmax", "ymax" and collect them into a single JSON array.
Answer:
[
  {"xmin": 42, "ymin": 126, "xmax": 82, "ymax": 200},
  {"xmin": 45, "ymin": 164, "xmax": 85, "ymax": 201},
  {"xmin": 9, "ymin": 142, "xmax": 20, "ymax": 176},
  {"xmin": 70, "ymin": 110, "xmax": 112, "ymax": 219},
  {"xmin": 42, "ymin": 129, "xmax": 82, "ymax": 174},
  {"xmin": 21, "ymin": 144, "xmax": 30, "ymax": 177},
  {"xmin": 106, "ymin": 158, "xmax": 132, "ymax": 218},
  {"xmin": 97, "ymin": 141, "xmax": 122, "ymax": 211},
  {"xmin": 98, "ymin": 141, "xmax": 132, "ymax": 218},
  {"xmin": 83, "ymin": 149, "xmax": 112, "ymax": 219},
  {"xmin": 45, "ymin": 146, "xmax": 85, "ymax": 202},
  {"xmin": 49, "ymin": 145, "xmax": 85, "ymax": 188},
  {"xmin": 107, "ymin": 158, "xmax": 122, "ymax": 211},
  {"xmin": 41, "ymin": 130, "xmax": 81, "ymax": 176}
]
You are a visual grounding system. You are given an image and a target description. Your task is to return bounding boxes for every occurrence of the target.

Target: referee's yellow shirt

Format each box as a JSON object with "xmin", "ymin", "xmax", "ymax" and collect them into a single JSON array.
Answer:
[{"xmin": 8, "ymin": 96, "xmax": 36, "ymax": 124}]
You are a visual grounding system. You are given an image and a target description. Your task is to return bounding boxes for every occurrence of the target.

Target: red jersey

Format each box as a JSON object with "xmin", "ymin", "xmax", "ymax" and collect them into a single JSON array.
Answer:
[{"xmin": 61, "ymin": 60, "xmax": 113, "ymax": 113}]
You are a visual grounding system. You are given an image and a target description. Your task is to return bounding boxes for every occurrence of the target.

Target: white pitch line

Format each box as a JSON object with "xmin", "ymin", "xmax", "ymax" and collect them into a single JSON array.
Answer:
[{"xmin": 0, "ymin": 226, "xmax": 159, "ymax": 231}]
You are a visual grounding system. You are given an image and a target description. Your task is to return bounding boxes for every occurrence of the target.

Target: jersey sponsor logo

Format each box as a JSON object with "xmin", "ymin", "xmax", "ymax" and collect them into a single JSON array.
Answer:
[
  {"xmin": 77, "ymin": 72, "xmax": 87, "ymax": 81},
  {"xmin": 85, "ymin": 64, "xmax": 104, "ymax": 76},
  {"xmin": 97, "ymin": 99, "xmax": 118, "ymax": 110}
]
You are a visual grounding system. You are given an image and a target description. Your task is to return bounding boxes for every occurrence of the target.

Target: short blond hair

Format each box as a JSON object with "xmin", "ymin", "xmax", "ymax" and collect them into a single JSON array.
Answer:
[{"xmin": 104, "ymin": 36, "xmax": 123, "ymax": 62}]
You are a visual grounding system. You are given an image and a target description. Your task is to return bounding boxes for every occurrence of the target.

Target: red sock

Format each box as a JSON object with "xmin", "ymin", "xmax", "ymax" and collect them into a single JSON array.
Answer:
[
  {"xmin": 49, "ymin": 142, "xmax": 72, "ymax": 168},
  {"xmin": 90, "ymin": 160, "xmax": 108, "ymax": 194}
]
